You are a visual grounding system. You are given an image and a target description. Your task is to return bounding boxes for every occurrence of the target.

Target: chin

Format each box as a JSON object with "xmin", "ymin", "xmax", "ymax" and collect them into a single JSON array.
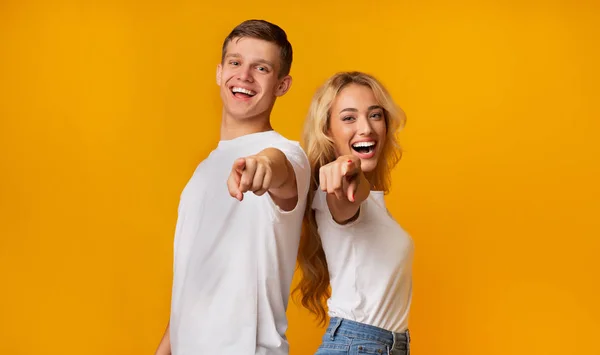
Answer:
[
  {"xmin": 227, "ymin": 107, "xmax": 256, "ymax": 119},
  {"xmin": 359, "ymin": 160, "xmax": 378, "ymax": 173}
]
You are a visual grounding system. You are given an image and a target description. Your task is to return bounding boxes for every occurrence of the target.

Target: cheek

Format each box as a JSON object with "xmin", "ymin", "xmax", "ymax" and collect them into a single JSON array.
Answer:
[
  {"xmin": 330, "ymin": 126, "xmax": 354, "ymax": 154},
  {"xmin": 258, "ymin": 74, "xmax": 274, "ymax": 87},
  {"xmin": 220, "ymin": 68, "xmax": 233, "ymax": 80},
  {"xmin": 220, "ymin": 75, "xmax": 234, "ymax": 91},
  {"xmin": 376, "ymin": 123, "xmax": 387, "ymax": 145},
  {"xmin": 376, "ymin": 140, "xmax": 386, "ymax": 156},
  {"xmin": 376, "ymin": 120, "xmax": 387, "ymax": 137}
]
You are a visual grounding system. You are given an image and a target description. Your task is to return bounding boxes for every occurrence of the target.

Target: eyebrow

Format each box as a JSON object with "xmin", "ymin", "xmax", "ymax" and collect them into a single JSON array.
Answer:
[
  {"xmin": 225, "ymin": 53, "xmax": 275, "ymax": 68},
  {"xmin": 339, "ymin": 105, "xmax": 383, "ymax": 114}
]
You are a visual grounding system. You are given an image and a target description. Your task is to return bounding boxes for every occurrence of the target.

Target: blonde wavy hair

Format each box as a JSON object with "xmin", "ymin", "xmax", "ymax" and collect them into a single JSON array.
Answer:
[{"xmin": 293, "ymin": 71, "xmax": 407, "ymax": 325}]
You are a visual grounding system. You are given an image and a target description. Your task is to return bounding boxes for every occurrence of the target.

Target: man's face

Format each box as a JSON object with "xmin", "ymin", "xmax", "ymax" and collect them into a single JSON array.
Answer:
[{"xmin": 217, "ymin": 37, "xmax": 291, "ymax": 121}]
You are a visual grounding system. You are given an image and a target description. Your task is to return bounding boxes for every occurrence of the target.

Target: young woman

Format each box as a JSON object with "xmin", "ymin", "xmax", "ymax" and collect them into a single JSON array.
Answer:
[{"xmin": 296, "ymin": 71, "xmax": 414, "ymax": 355}]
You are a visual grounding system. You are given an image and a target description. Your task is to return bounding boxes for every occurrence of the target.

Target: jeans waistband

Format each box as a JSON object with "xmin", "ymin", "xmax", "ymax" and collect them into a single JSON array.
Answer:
[{"xmin": 326, "ymin": 317, "xmax": 410, "ymax": 351}]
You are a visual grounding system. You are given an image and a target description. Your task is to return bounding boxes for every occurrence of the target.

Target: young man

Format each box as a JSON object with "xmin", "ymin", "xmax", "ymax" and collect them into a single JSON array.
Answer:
[{"xmin": 155, "ymin": 20, "xmax": 310, "ymax": 355}]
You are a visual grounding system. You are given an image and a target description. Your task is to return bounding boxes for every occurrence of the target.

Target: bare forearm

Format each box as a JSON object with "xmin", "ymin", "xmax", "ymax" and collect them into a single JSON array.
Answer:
[
  {"xmin": 327, "ymin": 172, "xmax": 370, "ymax": 224},
  {"xmin": 257, "ymin": 148, "xmax": 297, "ymax": 200}
]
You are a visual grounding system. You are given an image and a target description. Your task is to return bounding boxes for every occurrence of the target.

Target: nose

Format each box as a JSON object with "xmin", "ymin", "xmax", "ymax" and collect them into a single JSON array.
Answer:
[
  {"xmin": 237, "ymin": 64, "xmax": 254, "ymax": 83},
  {"xmin": 357, "ymin": 116, "xmax": 373, "ymax": 136}
]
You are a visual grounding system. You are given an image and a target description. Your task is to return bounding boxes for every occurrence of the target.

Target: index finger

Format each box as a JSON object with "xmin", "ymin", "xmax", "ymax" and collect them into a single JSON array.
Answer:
[
  {"xmin": 342, "ymin": 159, "xmax": 359, "ymax": 177},
  {"xmin": 233, "ymin": 158, "xmax": 246, "ymax": 174}
]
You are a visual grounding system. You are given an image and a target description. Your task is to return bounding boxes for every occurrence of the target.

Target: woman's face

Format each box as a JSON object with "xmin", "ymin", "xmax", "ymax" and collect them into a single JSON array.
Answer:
[{"xmin": 328, "ymin": 84, "xmax": 387, "ymax": 173}]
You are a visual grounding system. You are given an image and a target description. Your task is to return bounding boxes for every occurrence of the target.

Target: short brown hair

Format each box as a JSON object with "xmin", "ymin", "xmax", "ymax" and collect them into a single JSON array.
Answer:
[{"xmin": 221, "ymin": 19, "xmax": 293, "ymax": 78}]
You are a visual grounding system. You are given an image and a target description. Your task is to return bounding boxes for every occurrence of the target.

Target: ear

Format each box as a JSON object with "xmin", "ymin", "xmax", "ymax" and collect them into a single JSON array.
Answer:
[
  {"xmin": 216, "ymin": 63, "xmax": 222, "ymax": 86},
  {"xmin": 275, "ymin": 75, "xmax": 292, "ymax": 97}
]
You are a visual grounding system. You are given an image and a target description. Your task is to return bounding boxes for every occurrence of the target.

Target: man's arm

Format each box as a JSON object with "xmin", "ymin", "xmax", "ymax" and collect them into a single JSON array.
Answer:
[
  {"xmin": 155, "ymin": 322, "xmax": 170, "ymax": 355},
  {"xmin": 227, "ymin": 147, "xmax": 298, "ymax": 211},
  {"xmin": 257, "ymin": 147, "xmax": 298, "ymax": 210}
]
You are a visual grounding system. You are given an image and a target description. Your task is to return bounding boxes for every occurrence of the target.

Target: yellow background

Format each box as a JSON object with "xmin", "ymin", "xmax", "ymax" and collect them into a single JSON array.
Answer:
[{"xmin": 1, "ymin": 0, "xmax": 599, "ymax": 354}]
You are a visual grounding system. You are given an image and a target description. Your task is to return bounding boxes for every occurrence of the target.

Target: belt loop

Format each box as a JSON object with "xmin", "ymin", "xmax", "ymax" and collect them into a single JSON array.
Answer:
[
  {"xmin": 329, "ymin": 318, "xmax": 343, "ymax": 340},
  {"xmin": 405, "ymin": 329, "xmax": 411, "ymax": 354}
]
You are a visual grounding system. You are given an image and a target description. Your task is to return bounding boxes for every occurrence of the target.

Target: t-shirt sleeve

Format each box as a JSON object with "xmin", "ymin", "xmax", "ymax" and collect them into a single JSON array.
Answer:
[{"xmin": 311, "ymin": 186, "xmax": 326, "ymax": 212}]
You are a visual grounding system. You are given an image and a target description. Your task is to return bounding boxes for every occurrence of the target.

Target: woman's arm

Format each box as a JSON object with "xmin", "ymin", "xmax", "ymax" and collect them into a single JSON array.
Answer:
[{"xmin": 319, "ymin": 155, "xmax": 370, "ymax": 224}]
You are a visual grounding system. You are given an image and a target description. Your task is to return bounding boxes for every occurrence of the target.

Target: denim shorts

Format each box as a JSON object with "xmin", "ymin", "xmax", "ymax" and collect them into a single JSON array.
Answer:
[{"xmin": 315, "ymin": 317, "xmax": 411, "ymax": 355}]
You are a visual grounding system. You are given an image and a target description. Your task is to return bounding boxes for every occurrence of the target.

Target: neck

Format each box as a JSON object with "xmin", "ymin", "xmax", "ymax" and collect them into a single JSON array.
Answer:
[
  {"xmin": 365, "ymin": 172, "xmax": 378, "ymax": 190},
  {"xmin": 220, "ymin": 109, "xmax": 273, "ymax": 141}
]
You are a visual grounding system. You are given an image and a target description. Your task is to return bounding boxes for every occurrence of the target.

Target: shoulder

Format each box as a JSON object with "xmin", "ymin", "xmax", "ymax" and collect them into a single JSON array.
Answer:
[
  {"xmin": 266, "ymin": 133, "xmax": 307, "ymax": 158},
  {"xmin": 311, "ymin": 188, "xmax": 326, "ymax": 211},
  {"xmin": 265, "ymin": 132, "xmax": 310, "ymax": 179}
]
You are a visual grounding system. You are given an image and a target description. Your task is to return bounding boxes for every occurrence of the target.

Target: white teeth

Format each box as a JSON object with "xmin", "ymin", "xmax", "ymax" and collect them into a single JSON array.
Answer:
[
  {"xmin": 232, "ymin": 87, "xmax": 256, "ymax": 96},
  {"xmin": 352, "ymin": 141, "xmax": 376, "ymax": 148}
]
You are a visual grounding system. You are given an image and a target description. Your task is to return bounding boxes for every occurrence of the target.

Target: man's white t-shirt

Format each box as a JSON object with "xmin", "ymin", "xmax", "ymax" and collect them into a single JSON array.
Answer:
[
  {"xmin": 170, "ymin": 131, "xmax": 310, "ymax": 355},
  {"xmin": 312, "ymin": 189, "xmax": 414, "ymax": 333}
]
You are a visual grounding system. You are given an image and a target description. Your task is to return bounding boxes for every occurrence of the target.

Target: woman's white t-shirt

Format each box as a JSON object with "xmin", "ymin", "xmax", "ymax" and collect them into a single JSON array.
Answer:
[{"xmin": 312, "ymin": 188, "xmax": 414, "ymax": 333}]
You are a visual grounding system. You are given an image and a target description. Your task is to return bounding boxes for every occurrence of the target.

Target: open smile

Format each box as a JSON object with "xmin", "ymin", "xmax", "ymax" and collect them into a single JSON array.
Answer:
[
  {"xmin": 230, "ymin": 86, "xmax": 257, "ymax": 101},
  {"xmin": 351, "ymin": 141, "xmax": 377, "ymax": 159}
]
